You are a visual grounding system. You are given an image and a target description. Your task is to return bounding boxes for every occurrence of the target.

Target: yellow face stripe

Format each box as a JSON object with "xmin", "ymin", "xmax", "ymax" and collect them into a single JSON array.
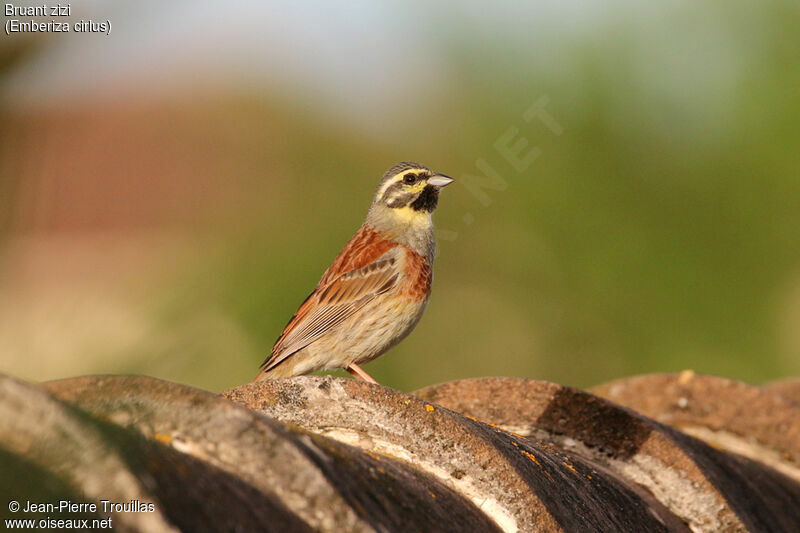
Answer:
[{"xmin": 376, "ymin": 169, "xmax": 429, "ymax": 199}]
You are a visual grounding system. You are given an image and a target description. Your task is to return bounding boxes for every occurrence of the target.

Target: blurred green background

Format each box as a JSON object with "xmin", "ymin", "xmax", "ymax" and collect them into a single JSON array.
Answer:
[{"xmin": 1, "ymin": 1, "xmax": 799, "ymax": 392}]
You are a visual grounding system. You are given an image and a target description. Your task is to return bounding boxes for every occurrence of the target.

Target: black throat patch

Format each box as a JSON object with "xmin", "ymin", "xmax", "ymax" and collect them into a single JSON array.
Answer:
[{"xmin": 410, "ymin": 185, "xmax": 439, "ymax": 212}]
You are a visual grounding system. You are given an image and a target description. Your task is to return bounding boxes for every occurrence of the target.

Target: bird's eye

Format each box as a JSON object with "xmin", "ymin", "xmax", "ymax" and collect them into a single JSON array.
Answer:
[{"xmin": 403, "ymin": 173, "xmax": 418, "ymax": 185}]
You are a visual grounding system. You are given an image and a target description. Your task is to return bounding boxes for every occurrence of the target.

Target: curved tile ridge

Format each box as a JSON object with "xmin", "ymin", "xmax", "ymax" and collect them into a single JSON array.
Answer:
[
  {"xmin": 0, "ymin": 374, "xmax": 179, "ymax": 532},
  {"xmin": 44, "ymin": 375, "xmax": 503, "ymax": 533},
  {"xmin": 43, "ymin": 375, "xmax": 366, "ymax": 533},
  {"xmin": 591, "ymin": 372, "xmax": 800, "ymax": 481},
  {"xmin": 764, "ymin": 378, "xmax": 800, "ymax": 405},
  {"xmin": 224, "ymin": 376, "xmax": 683, "ymax": 533},
  {"xmin": 416, "ymin": 377, "xmax": 800, "ymax": 533},
  {"xmin": 282, "ymin": 420, "xmax": 506, "ymax": 533}
]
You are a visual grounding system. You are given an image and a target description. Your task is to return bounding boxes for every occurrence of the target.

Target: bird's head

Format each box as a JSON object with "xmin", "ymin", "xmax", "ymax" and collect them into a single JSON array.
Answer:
[{"xmin": 367, "ymin": 162, "xmax": 454, "ymax": 231}]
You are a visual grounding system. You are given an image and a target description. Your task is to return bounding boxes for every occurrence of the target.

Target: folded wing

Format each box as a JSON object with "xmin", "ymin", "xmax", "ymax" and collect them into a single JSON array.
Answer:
[{"xmin": 261, "ymin": 248, "xmax": 401, "ymax": 372}]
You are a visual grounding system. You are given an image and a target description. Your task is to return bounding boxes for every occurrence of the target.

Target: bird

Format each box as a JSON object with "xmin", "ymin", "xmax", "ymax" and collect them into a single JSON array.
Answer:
[{"xmin": 254, "ymin": 161, "xmax": 454, "ymax": 384}]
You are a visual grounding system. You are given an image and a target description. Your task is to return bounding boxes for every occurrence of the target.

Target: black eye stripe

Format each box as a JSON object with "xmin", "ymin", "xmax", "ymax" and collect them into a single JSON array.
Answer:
[
  {"xmin": 386, "ymin": 192, "xmax": 415, "ymax": 208},
  {"xmin": 381, "ymin": 181, "xmax": 404, "ymax": 201}
]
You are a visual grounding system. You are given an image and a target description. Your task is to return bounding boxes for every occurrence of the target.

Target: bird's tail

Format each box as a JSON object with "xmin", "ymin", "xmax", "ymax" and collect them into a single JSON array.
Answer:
[
  {"xmin": 251, "ymin": 359, "xmax": 296, "ymax": 383},
  {"xmin": 252, "ymin": 367, "xmax": 277, "ymax": 383}
]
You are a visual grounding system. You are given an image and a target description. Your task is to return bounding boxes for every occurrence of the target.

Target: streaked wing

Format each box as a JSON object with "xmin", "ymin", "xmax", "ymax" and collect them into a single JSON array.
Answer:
[{"xmin": 261, "ymin": 248, "xmax": 401, "ymax": 371}]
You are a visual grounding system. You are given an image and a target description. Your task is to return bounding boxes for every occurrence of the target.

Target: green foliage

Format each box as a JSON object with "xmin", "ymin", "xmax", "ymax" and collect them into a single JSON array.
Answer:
[{"xmin": 2, "ymin": 2, "xmax": 799, "ymax": 391}]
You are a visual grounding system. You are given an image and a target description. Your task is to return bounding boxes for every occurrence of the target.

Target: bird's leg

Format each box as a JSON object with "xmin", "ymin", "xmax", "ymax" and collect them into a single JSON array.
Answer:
[{"xmin": 346, "ymin": 363, "xmax": 378, "ymax": 384}]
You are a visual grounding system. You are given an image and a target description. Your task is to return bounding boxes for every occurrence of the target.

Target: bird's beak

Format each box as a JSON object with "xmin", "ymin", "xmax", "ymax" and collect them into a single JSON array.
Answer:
[{"xmin": 427, "ymin": 174, "xmax": 454, "ymax": 188}]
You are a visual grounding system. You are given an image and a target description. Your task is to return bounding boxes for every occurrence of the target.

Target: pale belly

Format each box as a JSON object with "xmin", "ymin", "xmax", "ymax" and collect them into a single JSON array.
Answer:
[{"xmin": 295, "ymin": 293, "xmax": 429, "ymax": 374}]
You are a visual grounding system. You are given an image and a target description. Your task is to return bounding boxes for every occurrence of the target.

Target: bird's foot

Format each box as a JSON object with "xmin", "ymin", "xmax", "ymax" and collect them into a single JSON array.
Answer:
[{"xmin": 346, "ymin": 363, "xmax": 378, "ymax": 384}]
